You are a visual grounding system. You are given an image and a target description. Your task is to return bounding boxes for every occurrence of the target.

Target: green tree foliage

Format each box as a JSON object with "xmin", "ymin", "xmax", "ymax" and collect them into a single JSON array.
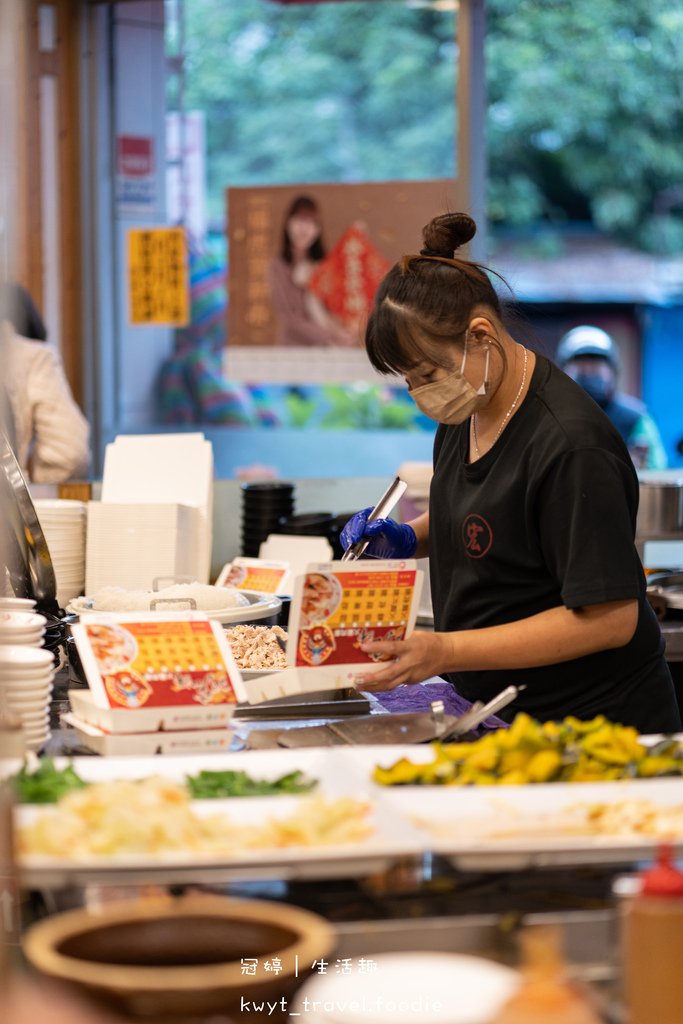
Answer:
[
  {"xmin": 183, "ymin": 0, "xmax": 456, "ymax": 221},
  {"xmin": 181, "ymin": 0, "xmax": 683, "ymax": 252},
  {"xmin": 487, "ymin": 0, "xmax": 683, "ymax": 251}
]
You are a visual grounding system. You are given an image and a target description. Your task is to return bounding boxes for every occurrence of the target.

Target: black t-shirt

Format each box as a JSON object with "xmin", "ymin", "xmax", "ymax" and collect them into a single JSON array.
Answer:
[{"xmin": 430, "ymin": 354, "xmax": 680, "ymax": 732}]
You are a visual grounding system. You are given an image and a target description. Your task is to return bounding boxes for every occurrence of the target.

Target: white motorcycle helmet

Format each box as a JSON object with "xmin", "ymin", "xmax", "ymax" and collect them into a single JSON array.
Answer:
[{"xmin": 556, "ymin": 325, "xmax": 619, "ymax": 371}]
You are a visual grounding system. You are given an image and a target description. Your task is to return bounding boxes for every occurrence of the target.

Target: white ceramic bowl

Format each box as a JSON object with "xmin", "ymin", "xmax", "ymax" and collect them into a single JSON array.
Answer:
[
  {"xmin": 0, "ymin": 674, "xmax": 53, "ymax": 687},
  {"xmin": 0, "ymin": 647, "xmax": 55, "ymax": 668},
  {"xmin": 0, "ymin": 691, "xmax": 54, "ymax": 706},
  {"xmin": 22, "ymin": 709, "xmax": 51, "ymax": 721},
  {"xmin": 34, "ymin": 498, "xmax": 86, "ymax": 510},
  {"xmin": 6, "ymin": 708, "xmax": 50, "ymax": 722},
  {"xmin": 18, "ymin": 724, "xmax": 50, "ymax": 741},
  {"xmin": 0, "ymin": 621, "xmax": 46, "ymax": 629},
  {"xmin": 4, "ymin": 696, "xmax": 51, "ymax": 712},
  {"xmin": 0, "ymin": 632, "xmax": 46, "ymax": 647},
  {"xmin": 19, "ymin": 728, "xmax": 50, "ymax": 743},
  {"xmin": 0, "ymin": 612, "xmax": 47, "ymax": 629},
  {"xmin": 16, "ymin": 705, "xmax": 51, "ymax": 719},
  {"xmin": 0, "ymin": 668, "xmax": 53, "ymax": 680},
  {"xmin": 0, "ymin": 683, "xmax": 54, "ymax": 699},
  {"xmin": 0, "ymin": 598, "xmax": 37, "ymax": 611},
  {"xmin": 0, "ymin": 666, "xmax": 55, "ymax": 680},
  {"xmin": 22, "ymin": 712, "xmax": 51, "ymax": 726},
  {"xmin": 292, "ymin": 952, "xmax": 520, "ymax": 1024},
  {"xmin": 23, "ymin": 717, "xmax": 51, "ymax": 731},
  {"xmin": 24, "ymin": 735, "xmax": 50, "ymax": 751}
]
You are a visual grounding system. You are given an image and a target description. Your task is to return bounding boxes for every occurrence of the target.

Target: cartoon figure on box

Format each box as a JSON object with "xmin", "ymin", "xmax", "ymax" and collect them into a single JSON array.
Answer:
[
  {"xmin": 172, "ymin": 671, "xmax": 235, "ymax": 706},
  {"xmin": 105, "ymin": 669, "xmax": 152, "ymax": 708},
  {"xmin": 299, "ymin": 625, "xmax": 336, "ymax": 666}
]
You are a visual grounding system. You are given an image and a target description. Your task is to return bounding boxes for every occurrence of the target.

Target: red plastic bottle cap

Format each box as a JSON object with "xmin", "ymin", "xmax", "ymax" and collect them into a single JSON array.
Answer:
[{"xmin": 641, "ymin": 842, "xmax": 683, "ymax": 897}]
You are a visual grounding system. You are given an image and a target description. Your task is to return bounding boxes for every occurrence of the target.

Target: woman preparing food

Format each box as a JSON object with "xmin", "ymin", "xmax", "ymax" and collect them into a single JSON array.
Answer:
[{"xmin": 341, "ymin": 212, "xmax": 681, "ymax": 733}]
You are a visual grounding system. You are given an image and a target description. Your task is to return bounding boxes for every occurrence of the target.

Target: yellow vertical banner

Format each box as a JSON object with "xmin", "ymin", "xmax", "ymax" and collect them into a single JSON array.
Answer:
[{"xmin": 128, "ymin": 226, "xmax": 189, "ymax": 326}]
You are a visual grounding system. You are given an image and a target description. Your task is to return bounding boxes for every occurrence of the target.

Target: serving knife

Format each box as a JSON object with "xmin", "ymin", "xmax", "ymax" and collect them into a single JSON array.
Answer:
[{"xmin": 436, "ymin": 684, "xmax": 527, "ymax": 742}]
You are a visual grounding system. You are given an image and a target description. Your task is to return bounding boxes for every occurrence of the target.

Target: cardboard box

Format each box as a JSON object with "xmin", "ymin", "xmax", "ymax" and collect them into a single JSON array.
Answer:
[
  {"xmin": 286, "ymin": 559, "xmax": 423, "ymax": 684},
  {"xmin": 61, "ymin": 713, "xmax": 235, "ymax": 756},
  {"xmin": 70, "ymin": 613, "xmax": 248, "ymax": 710},
  {"xmin": 216, "ymin": 557, "xmax": 290, "ymax": 596},
  {"xmin": 68, "ymin": 688, "xmax": 237, "ymax": 734}
]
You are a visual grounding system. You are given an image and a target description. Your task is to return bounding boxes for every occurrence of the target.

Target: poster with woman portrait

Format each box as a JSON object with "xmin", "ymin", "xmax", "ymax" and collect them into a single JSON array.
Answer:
[{"xmin": 226, "ymin": 179, "xmax": 462, "ymax": 355}]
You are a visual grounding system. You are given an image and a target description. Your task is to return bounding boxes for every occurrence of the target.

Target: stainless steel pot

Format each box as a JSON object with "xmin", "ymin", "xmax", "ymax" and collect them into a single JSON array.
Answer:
[{"xmin": 637, "ymin": 479, "xmax": 683, "ymax": 536}]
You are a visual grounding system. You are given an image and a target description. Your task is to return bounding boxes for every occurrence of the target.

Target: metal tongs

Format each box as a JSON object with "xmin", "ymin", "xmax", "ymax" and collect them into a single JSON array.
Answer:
[
  {"xmin": 341, "ymin": 476, "xmax": 408, "ymax": 561},
  {"xmin": 431, "ymin": 684, "xmax": 527, "ymax": 742}
]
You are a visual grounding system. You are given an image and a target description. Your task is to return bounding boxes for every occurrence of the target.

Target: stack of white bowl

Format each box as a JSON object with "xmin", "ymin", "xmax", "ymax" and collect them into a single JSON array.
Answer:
[
  {"xmin": 0, "ymin": 599, "xmax": 55, "ymax": 751},
  {"xmin": 0, "ymin": 596, "xmax": 39, "ymax": 613},
  {"xmin": 33, "ymin": 499, "xmax": 87, "ymax": 609}
]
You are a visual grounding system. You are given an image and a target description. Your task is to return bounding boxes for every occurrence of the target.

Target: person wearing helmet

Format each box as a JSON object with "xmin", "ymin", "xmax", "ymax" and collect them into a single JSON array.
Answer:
[{"xmin": 556, "ymin": 326, "xmax": 667, "ymax": 470}]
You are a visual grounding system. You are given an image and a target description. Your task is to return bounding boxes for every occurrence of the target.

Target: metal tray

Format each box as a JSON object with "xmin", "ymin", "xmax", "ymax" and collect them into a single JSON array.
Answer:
[
  {"xmin": 233, "ymin": 688, "xmax": 371, "ymax": 720},
  {"xmin": 277, "ymin": 712, "xmax": 466, "ymax": 747}
]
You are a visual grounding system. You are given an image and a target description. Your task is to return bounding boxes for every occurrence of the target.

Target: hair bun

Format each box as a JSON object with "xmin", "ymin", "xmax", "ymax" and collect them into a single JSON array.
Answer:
[{"xmin": 421, "ymin": 212, "xmax": 477, "ymax": 258}]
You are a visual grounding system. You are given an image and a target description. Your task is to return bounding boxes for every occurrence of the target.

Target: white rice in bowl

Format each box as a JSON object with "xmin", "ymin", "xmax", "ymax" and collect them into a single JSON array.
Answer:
[{"xmin": 88, "ymin": 583, "xmax": 250, "ymax": 612}]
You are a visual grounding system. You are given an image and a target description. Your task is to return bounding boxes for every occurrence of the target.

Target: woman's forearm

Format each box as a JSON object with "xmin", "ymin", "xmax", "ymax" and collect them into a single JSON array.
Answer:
[
  {"xmin": 356, "ymin": 598, "xmax": 639, "ymax": 691},
  {"xmin": 443, "ymin": 600, "xmax": 638, "ymax": 671}
]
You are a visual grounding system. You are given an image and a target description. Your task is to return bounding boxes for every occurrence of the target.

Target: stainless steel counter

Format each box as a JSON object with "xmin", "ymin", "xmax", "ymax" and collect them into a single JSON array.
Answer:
[{"xmin": 662, "ymin": 621, "xmax": 683, "ymax": 661}]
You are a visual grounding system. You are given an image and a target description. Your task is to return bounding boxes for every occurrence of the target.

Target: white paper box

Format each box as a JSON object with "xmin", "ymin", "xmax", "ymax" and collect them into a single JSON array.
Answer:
[
  {"xmin": 68, "ymin": 688, "xmax": 238, "ymax": 734},
  {"xmin": 241, "ymin": 667, "xmax": 360, "ymax": 704},
  {"xmin": 70, "ymin": 612, "xmax": 248, "ymax": 710},
  {"xmin": 86, "ymin": 503, "xmax": 199, "ymax": 593},
  {"xmin": 101, "ymin": 434, "xmax": 213, "ymax": 583},
  {"xmin": 61, "ymin": 713, "xmax": 235, "ymax": 755},
  {"xmin": 216, "ymin": 557, "xmax": 291, "ymax": 595},
  {"xmin": 258, "ymin": 535, "xmax": 333, "ymax": 583},
  {"xmin": 285, "ymin": 559, "xmax": 423, "ymax": 686}
]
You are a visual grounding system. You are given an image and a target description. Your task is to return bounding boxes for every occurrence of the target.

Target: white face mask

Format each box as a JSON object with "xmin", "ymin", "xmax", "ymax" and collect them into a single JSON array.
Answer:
[{"xmin": 408, "ymin": 342, "xmax": 489, "ymax": 425}]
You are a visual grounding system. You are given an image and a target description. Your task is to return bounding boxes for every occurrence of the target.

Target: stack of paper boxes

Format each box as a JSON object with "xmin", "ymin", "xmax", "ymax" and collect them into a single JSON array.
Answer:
[{"xmin": 86, "ymin": 433, "xmax": 213, "ymax": 593}]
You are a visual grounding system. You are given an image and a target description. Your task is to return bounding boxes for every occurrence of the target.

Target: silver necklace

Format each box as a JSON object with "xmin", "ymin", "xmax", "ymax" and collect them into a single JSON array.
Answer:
[{"xmin": 473, "ymin": 346, "xmax": 528, "ymax": 458}]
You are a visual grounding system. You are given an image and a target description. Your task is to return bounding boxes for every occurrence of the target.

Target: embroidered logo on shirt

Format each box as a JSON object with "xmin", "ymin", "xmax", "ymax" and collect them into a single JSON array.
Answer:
[{"xmin": 462, "ymin": 514, "xmax": 493, "ymax": 558}]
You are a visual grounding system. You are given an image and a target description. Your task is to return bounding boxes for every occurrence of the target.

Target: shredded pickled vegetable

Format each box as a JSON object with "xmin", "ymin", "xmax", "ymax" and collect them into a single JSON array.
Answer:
[{"xmin": 18, "ymin": 777, "xmax": 372, "ymax": 859}]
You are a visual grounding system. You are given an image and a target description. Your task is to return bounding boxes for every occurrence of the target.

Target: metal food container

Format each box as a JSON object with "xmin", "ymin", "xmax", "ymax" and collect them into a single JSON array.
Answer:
[{"xmin": 637, "ymin": 479, "xmax": 683, "ymax": 537}]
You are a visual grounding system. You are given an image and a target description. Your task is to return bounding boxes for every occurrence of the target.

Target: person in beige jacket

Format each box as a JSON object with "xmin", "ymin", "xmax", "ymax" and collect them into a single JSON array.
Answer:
[{"xmin": 1, "ymin": 314, "xmax": 91, "ymax": 484}]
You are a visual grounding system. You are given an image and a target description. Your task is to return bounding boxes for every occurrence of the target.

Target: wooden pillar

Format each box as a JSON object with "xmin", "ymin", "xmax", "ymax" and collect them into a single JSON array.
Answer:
[
  {"xmin": 13, "ymin": 3, "xmax": 43, "ymax": 296},
  {"xmin": 11, "ymin": 0, "xmax": 84, "ymax": 404},
  {"xmin": 54, "ymin": 0, "xmax": 84, "ymax": 404}
]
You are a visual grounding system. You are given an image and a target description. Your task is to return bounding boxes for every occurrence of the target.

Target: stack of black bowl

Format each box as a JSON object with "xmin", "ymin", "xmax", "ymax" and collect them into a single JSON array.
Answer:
[
  {"xmin": 277, "ymin": 512, "xmax": 338, "ymax": 554},
  {"xmin": 241, "ymin": 482, "xmax": 295, "ymax": 557}
]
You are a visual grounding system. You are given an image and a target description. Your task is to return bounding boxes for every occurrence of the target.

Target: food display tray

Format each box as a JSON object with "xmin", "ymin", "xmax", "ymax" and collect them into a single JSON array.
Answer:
[
  {"xmin": 10, "ymin": 745, "xmax": 683, "ymax": 889},
  {"xmin": 13, "ymin": 749, "xmax": 424, "ymax": 889},
  {"xmin": 68, "ymin": 589, "xmax": 282, "ymax": 625}
]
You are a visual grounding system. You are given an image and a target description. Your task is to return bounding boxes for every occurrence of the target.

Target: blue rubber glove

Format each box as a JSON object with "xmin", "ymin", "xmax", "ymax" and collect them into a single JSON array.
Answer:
[{"xmin": 340, "ymin": 507, "xmax": 417, "ymax": 560}]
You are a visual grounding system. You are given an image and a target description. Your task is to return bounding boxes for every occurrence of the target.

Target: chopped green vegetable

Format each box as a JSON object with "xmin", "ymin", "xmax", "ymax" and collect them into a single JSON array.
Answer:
[
  {"xmin": 185, "ymin": 768, "xmax": 317, "ymax": 798},
  {"xmin": 11, "ymin": 759, "xmax": 88, "ymax": 803}
]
